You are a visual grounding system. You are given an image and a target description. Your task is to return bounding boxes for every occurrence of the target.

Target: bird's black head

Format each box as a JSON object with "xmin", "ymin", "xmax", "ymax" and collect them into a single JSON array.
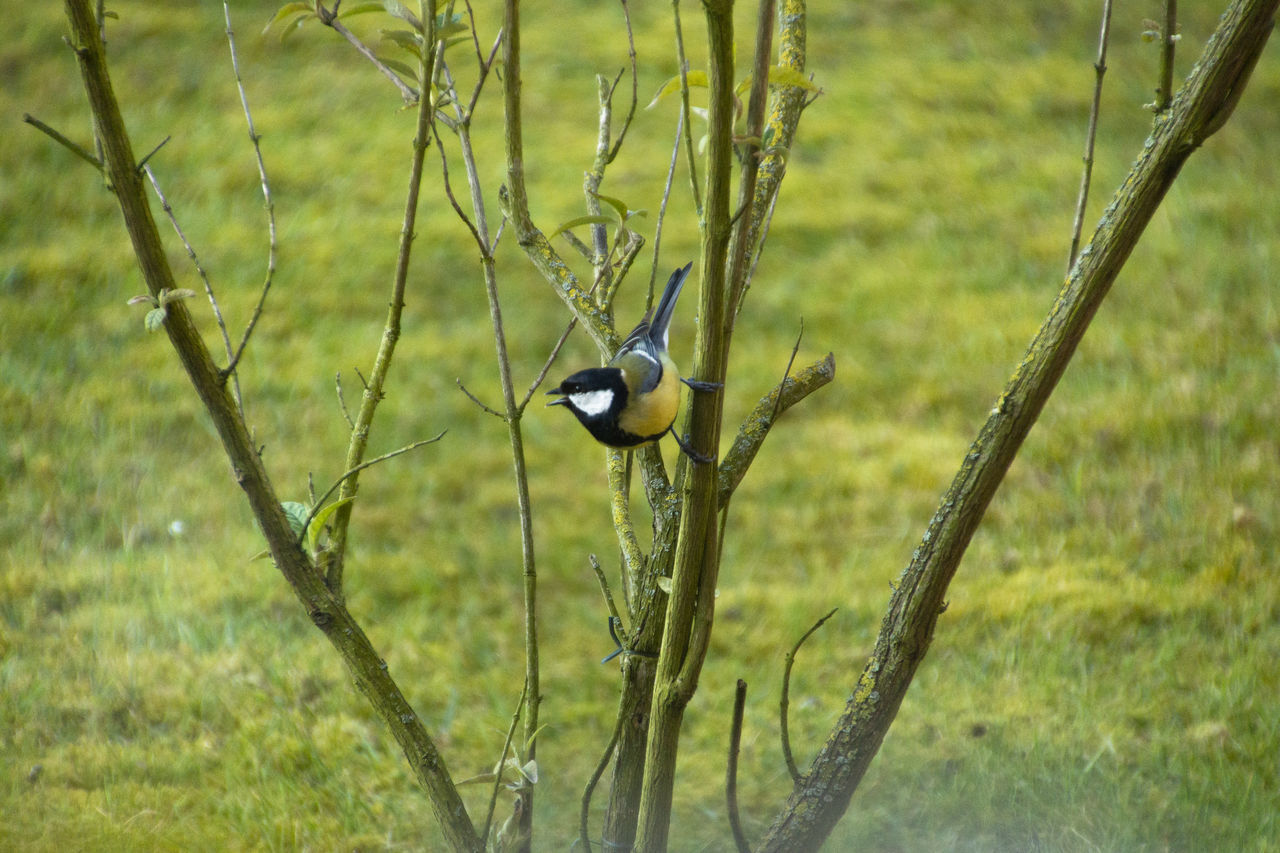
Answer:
[{"xmin": 547, "ymin": 367, "xmax": 643, "ymax": 447}]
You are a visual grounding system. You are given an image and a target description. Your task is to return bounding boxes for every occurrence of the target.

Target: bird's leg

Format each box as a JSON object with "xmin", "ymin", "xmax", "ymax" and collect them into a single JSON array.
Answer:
[
  {"xmin": 669, "ymin": 427, "xmax": 716, "ymax": 465},
  {"xmin": 681, "ymin": 377, "xmax": 723, "ymax": 393}
]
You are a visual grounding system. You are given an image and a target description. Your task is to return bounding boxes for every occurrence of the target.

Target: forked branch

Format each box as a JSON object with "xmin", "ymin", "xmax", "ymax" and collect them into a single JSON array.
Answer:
[{"xmin": 758, "ymin": 1, "xmax": 1278, "ymax": 848}]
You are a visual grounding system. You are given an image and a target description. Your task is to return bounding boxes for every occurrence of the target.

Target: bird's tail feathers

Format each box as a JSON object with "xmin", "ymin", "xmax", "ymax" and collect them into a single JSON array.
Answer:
[{"xmin": 649, "ymin": 262, "xmax": 693, "ymax": 349}]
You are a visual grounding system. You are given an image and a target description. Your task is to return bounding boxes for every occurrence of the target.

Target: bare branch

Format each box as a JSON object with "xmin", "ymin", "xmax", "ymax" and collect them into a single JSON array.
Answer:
[
  {"xmin": 22, "ymin": 113, "xmax": 102, "ymax": 170},
  {"xmin": 726, "ymin": 678, "xmax": 751, "ymax": 853},
  {"xmin": 325, "ymin": 3, "xmax": 439, "ymax": 593},
  {"xmin": 142, "ymin": 164, "xmax": 244, "ymax": 417},
  {"xmin": 1068, "ymin": 0, "xmax": 1114, "ymax": 271},
  {"xmin": 1156, "ymin": 0, "xmax": 1179, "ymax": 112},
  {"xmin": 759, "ymin": 3, "xmax": 1279, "ymax": 847},
  {"xmin": 302, "ymin": 432, "xmax": 447, "ymax": 543},
  {"xmin": 780, "ymin": 607, "xmax": 837, "ymax": 782},
  {"xmin": 317, "ymin": 3, "xmax": 420, "ymax": 104},
  {"xmin": 456, "ymin": 379, "xmax": 506, "ymax": 419},
  {"xmin": 590, "ymin": 554, "xmax": 627, "ymax": 639},
  {"xmin": 482, "ymin": 680, "xmax": 528, "ymax": 845},
  {"xmin": 519, "ymin": 317, "xmax": 577, "ymax": 413},
  {"xmin": 222, "ymin": 1, "xmax": 278, "ymax": 382},
  {"xmin": 717, "ymin": 352, "xmax": 836, "ymax": 505}
]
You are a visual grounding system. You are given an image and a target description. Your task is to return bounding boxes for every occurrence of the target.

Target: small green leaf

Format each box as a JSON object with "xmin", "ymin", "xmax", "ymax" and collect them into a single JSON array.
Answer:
[
  {"xmin": 457, "ymin": 772, "xmax": 499, "ymax": 786},
  {"xmin": 282, "ymin": 501, "xmax": 310, "ymax": 539},
  {"xmin": 592, "ymin": 192, "xmax": 630, "ymax": 223},
  {"xmin": 380, "ymin": 28, "xmax": 423, "ymax": 59},
  {"xmin": 306, "ymin": 496, "xmax": 355, "ymax": 551},
  {"xmin": 377, "ymin": 56, "xmax": 418, "ymax": 81},
  {"xmin": 128, "ymin": 294, "xmax": 156, "ymax": 307},
  {"xmin": 646, "ymin": 71, "xmax": 709, "ymax": 108},
  {"xmin": 656, "ymin": 576, "xmax": 673, "ymax": 594},
  {"xmin": 337, "ymin": 2, "xmax": 386, "ymax": 18},
  {"xmin": 144, "ymin": 306, "xmax": 167, "ymax": 332},
  {"xmin": 736, "ymin": 66, "xmax": 821, "ymax": 98},
  {"xmin": 551, "ymin": 214, "xmax": 613, "ymax": 237},
  {"xmin": 263, "ymin": 2, "xmax": 314, "ymax": 37},
  {"xmin": 160, "ymin": 287, "xmax": 197, "ymax": 306}
]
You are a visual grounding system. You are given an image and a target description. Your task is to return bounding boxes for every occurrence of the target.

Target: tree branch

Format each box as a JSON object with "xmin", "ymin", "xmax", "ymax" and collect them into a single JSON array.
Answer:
[
  {"xmin": 324, "ymin": 1, "xmax": 439, "ymax": 596},
  {"xmin": 717, "ymin": 352, "xmax": 835, "ymax": 505},
  {"xmin": 58, "ymin": 1, "xmax": 480, "ymax": 847},
  {"xmin": 758, "ymin": 1, "xmax": 1278, "ymax": 848}
]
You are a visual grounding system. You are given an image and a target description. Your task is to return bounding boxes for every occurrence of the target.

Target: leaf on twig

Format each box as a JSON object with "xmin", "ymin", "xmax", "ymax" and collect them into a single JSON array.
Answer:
[
  {"xmin": 735, "ymin": 65, "xmax": 822, "ymax": 98},
  {"xmin": 144, "ymin": 307, "xmax": 167, "ymax": 332},
  {"xmin": 263, "ymin": 2, "xmax": 314, "ymax": 39},
  {"xmin": 380, "ymin": 28, "xmax": 424, "ymax": 60},
  {"xmin": 646, "ymin": 70, "xmax": 710, "ymax": 108},
  {"xmin": 305, "ymin": 496, "xmax": 355, "ymax": 551},
  {"xmin": 282, "ymin": 501, "xmax": 310, "ymax": 539},
  {"xmin": 551, "ymin": 214, "xmax": 613, "ymax": 237}
]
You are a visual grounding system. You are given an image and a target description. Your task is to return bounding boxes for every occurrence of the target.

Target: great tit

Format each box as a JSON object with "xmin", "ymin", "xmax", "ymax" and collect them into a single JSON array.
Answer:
[{"xmin": 548, "ymin": 263, "xmax": 707, "ymax": 454}]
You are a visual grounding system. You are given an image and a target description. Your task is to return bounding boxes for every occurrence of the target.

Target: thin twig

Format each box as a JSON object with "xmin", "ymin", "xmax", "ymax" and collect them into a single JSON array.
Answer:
[
  {"xmin": 318, "ymin": 3, "xmax": 420, "ymax": 104},
  {"xmin": 519, "ymin": 316, "xmax": 577, "ymax": 412},
  {"xmin": 727, "ymin": 678, "xmax": 751, "ymax": 853},
  {"xmin": 648, "ymin": 108, "xmax": 686, "ymax": 304},
  {"xmin": 589, "ymin": 554, "xmax": 627, "ymax": 638},
  {"xmin": 1156, "ymin": 0, "xmax": 1179, "ymax": 112},
  {"xmin": 457, "ymin": 379, "xmax": 507, "ymax": 419},
  {"xmin": 301, "ymin": 432, "xmax": 447, "ymax": 544},
  {"xmin": 780, "ymin": 608, "xmax": 837, "ymax": 782},
  {"xmin": 717, "ymin": 353, "xmax": 836, "ymax": 505},
  {"xmin": 222, "ymin": 2, "xmax": 279, "ymax": 386},
  {"xmin": 671, "ymin": 1, "xmax": 702, "ymax": 216},
  {"xmin": 482, "ymin": 679, "xmax": 528, "ymax": 844},
  {"xmin": 727, "ymin": 0, "xmax": 777, "ymax": 329},
  {"xmin": 771, "ymin": 318, "xmax": 804, "ymax": 423},
  {"xmin": 606, "ymin": 0, "xmax": 640, "ymax": 164},
  {"xmin": 1068, "ymin": 0, "xmax": 1114, "ymax": 271},
  {"xmin": 335, "ymin": 372, "xmax": 355, "ymax": 428},
  {"xmin": 23, "ymin": 113, "xmax": 102, "ymax": 170},
  {"xmin": 134, "ymin": 134, "xmax": 170, "ymax": 173},
  {"xmin": 579, "ymin": 689, "xmax": 627, "ymax": 852},
  {"xmin": 142, "ymin": 164, "xmax": 244, "ymax": 415},
  {"xmin": 466, "ymin": 29, "xmax": 505, "ymax": 117},
  {"xmin": 325, "ymin": 4, "xmax": 439, "ymax": 592}
]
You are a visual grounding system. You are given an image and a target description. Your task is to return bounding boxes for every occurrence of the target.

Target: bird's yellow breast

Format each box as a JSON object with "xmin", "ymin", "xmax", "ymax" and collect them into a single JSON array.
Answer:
[{"xmin": 617, "ymin": 354, "xmax": 680, "ymax": 442}]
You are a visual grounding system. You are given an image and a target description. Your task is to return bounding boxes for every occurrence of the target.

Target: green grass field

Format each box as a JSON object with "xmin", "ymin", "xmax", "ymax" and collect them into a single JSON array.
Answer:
[{"xmin": 3, "ymin": 1, "xmax": 1278, "ymax": 850}]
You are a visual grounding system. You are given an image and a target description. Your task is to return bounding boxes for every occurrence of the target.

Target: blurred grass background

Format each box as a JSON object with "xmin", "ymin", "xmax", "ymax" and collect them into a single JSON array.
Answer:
[{"xmin": 3, "ymin": 1, "xmax": 1278, "ymax": 850}]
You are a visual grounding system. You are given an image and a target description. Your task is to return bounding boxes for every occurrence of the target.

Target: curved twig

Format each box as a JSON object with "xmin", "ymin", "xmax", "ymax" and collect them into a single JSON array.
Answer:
[{"xmin": 780, "ymin": 607, "xmax": 837, "ymax": 782}]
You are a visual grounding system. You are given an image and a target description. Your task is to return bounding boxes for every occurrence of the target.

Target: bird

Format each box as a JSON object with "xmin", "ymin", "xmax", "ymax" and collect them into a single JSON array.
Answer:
[{"xmin": 547, "ymin": 262, "xmax": 715, "ymax": 459}]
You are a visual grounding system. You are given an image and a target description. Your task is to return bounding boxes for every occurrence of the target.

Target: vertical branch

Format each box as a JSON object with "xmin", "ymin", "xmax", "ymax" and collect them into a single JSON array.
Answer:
[
  {"xmin": 726, "ymin": 679, "xmax": 751, "ymax": 853},
  {"xmin": 671, "ymin": 0, "xmax": 704, "ymax": 217},
  {"xmin": 729, "ymin": 0, "xmax": 810, "ymax": 325},
  {"xmin": 634, "ymin": 0, "xmax": 736, "ymax": 848},
  {"xmin": 1156, "ymin": 0, "xmax": 1179, "ymax": 112},
  {"xmin": 1068, "ymin": 0, "xmax": 1114, "ymax": 271},
  {"xmin": 725, "ymin": 0, "xmax": 775, "ymax": 327},
  {"xmin": 324, "ymin": 3, "xmax": 438, "ymax": 596}
]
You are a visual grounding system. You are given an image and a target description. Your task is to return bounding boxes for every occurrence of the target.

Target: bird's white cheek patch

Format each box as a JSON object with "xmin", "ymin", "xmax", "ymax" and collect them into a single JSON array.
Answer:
[{"xmin": 570, "ymin": 389, "xmax": 614, "ymax": 417}]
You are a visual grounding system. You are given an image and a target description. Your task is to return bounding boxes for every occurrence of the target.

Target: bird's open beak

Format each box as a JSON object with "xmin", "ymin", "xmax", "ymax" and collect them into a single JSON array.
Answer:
[{"xmin": 545, "ymin": 386, "xmax": 567, "ymax": 407}]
